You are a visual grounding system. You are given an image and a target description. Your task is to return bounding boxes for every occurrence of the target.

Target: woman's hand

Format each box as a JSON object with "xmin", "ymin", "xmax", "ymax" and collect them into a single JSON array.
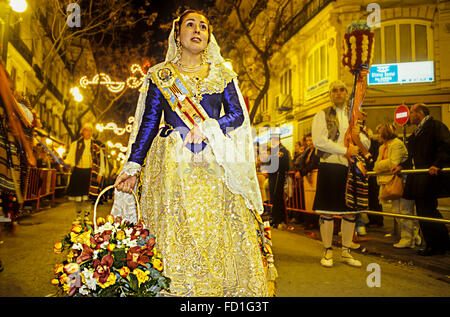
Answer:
[
  {"xmin": 182, "ymin": 125, "xmax": 206, "ymax": 147},
  {"xmin": 114, "ymin": 173, "xmax": 138, "ymax": 194}
]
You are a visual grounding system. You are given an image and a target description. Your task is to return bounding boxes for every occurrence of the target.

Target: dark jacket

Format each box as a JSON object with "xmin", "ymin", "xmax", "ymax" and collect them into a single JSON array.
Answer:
[
  {"xmin": 268, "ymin": 143, "xmax": 291, "ymax": 191},
  {"xmin": 298, "ymin": 147, "xmax": 320, "ymax": 177},
  {"xmin": 401, "ymin": 117, "xmax": 450, "ymax": 199}
]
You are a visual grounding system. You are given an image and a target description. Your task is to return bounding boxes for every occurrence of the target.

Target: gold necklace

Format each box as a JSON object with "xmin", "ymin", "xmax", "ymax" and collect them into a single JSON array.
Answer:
[{"xmin": 178, "ymin": 62, "xmax": 204, "ymax": 73}]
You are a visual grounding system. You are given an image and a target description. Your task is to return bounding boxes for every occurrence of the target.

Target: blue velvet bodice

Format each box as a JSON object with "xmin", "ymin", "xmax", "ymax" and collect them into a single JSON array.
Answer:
[{"xmin": 128, "ymin": 80, "xmax": 244, "ymax": 165}]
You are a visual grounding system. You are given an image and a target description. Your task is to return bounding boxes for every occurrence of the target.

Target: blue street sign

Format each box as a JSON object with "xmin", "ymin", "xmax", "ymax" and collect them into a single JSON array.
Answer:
[
  {"xmin": 368, "ymin": 61, "xmax": 434, "ymax": 85},
  {"xmin": 368, "ymin": 64, "xmax": 398, "ymax": 85}
]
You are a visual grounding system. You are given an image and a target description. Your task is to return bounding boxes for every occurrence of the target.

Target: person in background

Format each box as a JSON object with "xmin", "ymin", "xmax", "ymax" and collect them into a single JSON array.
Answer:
[
  {"xmin": 298, "ymin": 133, "xmax": 320, "ymax": 229},
  {"xmin": 312, "ymin": 80, "xmax": 370, "ymax": 268},
  {"xmin": 290, "ymin": 140, "xmax": 305, "ymax": 225},
  {"xmin": 293, "ymin": 140, "xmax": 305, "ymax": 172},
  {"xmin": 367, "ymin": 127, "xmax": 383, "ymax": 228},
  {"xmin": 393, "ymin": 104, "xmax": 450, "ymax": 255},
  {"xmin": 65, "ymin": 123, "xmax": 105, "ymax": 225},
  {"xmin": 268, "ymin": 129, "xmax": 291, "ymax": 230},
  {"xmin": 374, "ymin": 123, "xmax": 418, "ymax": 248}
]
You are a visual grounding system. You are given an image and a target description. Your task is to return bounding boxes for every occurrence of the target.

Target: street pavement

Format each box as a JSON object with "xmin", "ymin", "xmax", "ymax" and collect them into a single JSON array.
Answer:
[{"xmin": 0, "ymin": 196, "xmax": 449, "ymax": 297}]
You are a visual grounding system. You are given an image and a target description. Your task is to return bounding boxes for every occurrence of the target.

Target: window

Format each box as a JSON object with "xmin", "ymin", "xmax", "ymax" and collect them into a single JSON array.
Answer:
[
  {"xmin": 373, "ymin": 21, "xmax": 431, "ymax": 64},
  {"xmin": 261, "ymin": 92, "xmax": 268, "ymax": 113},
  {"xmin": 280, "ymin": 69, "xmax": 292, "ymax": 95},
  {"xmin": 306, "ymin": 42, "xmax": 328, "ymax": 97}
]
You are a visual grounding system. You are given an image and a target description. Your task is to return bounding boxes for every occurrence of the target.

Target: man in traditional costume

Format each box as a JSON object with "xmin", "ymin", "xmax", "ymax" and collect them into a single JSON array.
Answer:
[
  {"xmin": 112, "ymin": 10, "xmax": 276, "ymax": 296},
  {"xmin": 66, "ymin": 123, "xmax": 105, "ymax": 225},
  {"xmin": 312, "ymin": 80, "xmax": 370, "ymax": 268}
]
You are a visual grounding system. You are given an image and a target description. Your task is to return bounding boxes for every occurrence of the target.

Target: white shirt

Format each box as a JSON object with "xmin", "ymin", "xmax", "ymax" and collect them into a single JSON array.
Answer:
[
  {"xmin": 66, "ymin": 139, "xmax": 105, "ymax": 176},
  {"xmin": 312, "ymin": 106, "xmax": 370, "ymax": 167}
]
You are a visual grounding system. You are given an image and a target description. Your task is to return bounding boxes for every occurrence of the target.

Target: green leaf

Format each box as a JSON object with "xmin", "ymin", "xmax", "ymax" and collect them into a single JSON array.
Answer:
[
  {"xmin": 129, "ymin": 273, "xmax": 139, "ymax": 292},
  {"xmin": 112, "ymin": 249, "xmax": 127, "ymax": 269}
]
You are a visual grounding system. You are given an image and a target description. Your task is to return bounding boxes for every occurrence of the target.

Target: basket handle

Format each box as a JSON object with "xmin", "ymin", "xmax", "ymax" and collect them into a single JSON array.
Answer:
[{"xmin": 92, "ymin": 185, "xmax": 142, "ymax": 231}]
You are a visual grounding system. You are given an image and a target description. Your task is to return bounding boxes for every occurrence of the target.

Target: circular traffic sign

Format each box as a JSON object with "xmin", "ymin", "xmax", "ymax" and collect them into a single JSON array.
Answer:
[{"xmin": 394, "ymin": 104, "xmax": 410, "ymax": 126}]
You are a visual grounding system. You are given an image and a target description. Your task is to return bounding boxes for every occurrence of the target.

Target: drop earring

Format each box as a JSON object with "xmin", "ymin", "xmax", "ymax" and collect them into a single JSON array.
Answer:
[
  {"xmin": 175, "ymin": 40, "xmax": 182, "ymax": 66},
  {"xmin": 201, "ymin": 46, "xmax": 208, "ymax": 65}
]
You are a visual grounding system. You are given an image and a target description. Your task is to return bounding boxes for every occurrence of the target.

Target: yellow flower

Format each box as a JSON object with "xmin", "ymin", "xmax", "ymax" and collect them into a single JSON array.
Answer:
[
  {"xmin": 132, "ymin": 269, "xmax": 150, "ymax": 287},
  {"xmin": 54, "ymin": 263, "xmax": 64, "ymax": 275},
  {"xmin": 64, "ymin": 263, "xmax": 80, "ymax": 275},
  {"xmin": 53, "ymin": 242, "xmax": 63, "ymax": 254},
  {"xmin": 74, "ymin": 230, "xmax": 92, "ymax": 245},
  {"xmin": 98, "ymin": 272, "xmax": 117, "ymax": 289},
  {"xmin": 59, "ymin": 273, "xmax": 68, "ymax": 284},
  {"xmin": 107, "ymin": 244, "xmax": 116, "ymax": 252},
  {"xmin": 106, "ymin": 214, "xmax": 114, "ymax": 224},
  {"xmin": 51, "ymin": 278, "xmax": 60, "ymax": 285},
  {"xmin": 63, "ymin": 283, "xmax": 71, "ymax": 293},
  {"xmin": 152, "ymin": 258, "xmax": 163, "ymax": 272},
  {"xmin": 70, "ymin": 232, "xmax": 79, "ymax": 243},
  {"xmin": 71, "ymin": 224, "xmax": 82, "ymax": 234},
  {"xmin": 67, "ymin": 250, "xmax": 74, "ymax": 262},
  {"xmin": 119, "ymin": 267, "xmax": 130, "ymax": 278},
  {"xmin": 96, "ymin": 217, "xmax": 106, "ymax": 226},
  {"xmin": 116, "ymin": 230, "xmax": 125, "ymax": 240}
]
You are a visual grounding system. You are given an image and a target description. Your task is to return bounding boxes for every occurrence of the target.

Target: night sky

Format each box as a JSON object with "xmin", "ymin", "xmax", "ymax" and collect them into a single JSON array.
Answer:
[{"xmin": 128, "ymin": 0, "xmax": 216, "ymax": 61}]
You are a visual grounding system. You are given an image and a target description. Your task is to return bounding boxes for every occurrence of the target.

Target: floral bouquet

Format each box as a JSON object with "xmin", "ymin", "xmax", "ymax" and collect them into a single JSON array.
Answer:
[
  {"xmin": 342, "ymin": 20, "xmax": 375, "ymax": 74},
  {"xmin": 52, "ymin": 215, "xmax": 171, "ymax": 297},
  {"xmin": 52, "ymin": 186, "xmax": 171, "ymax": 297}
]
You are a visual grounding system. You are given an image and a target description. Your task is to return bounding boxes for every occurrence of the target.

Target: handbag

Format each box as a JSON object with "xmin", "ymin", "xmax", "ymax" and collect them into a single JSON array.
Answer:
[{"xmin": 380, "ymin": 174, "xmax": 403, "ymax": 201}]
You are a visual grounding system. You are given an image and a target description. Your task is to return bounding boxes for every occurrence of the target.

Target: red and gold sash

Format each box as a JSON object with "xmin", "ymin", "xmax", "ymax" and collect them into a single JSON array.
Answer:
[{"xmin": 150, "ymin": 63, "xmax": 210, "ymax": 130}]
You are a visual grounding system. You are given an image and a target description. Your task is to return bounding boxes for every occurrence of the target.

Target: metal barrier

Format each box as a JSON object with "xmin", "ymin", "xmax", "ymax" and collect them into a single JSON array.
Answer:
[
  {"xmin": 55, "ymin": 172, "xmax": 70, "ymax": 191},
  {"xmin": 366, "ymin": 167, "xmax": 450, "ymax": 176},
  {"xmin": 263, "ymin": 169, "xmax": 450, "ymax": 225},
  {"xmin": 22, "ymin": 167, "xmax": 57, "ymax": 211}
]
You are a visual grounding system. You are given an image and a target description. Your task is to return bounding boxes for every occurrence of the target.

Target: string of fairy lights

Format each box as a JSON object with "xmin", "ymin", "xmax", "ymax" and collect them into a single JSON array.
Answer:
[
  {"xmin": 79, "ymin": 64, "xmax": 147, "ymax": 93},
  {"xmin": 76, "ymin": 64, "xmax": 146, "ymax": 163}
]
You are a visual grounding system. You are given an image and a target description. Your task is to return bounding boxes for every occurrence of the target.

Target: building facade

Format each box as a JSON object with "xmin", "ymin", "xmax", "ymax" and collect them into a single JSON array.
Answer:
[
  {"xmin": 224, "ymin": 0, "xmax": 450, "ymax": 153},
  {"xmin": 0, "ymin": 0, "xmax": 96, "ymax": 147}
]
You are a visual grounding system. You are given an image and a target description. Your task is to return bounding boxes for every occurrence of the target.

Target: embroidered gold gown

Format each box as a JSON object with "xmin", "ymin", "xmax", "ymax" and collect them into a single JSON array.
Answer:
[{"xmin": 123, "ymin": 62, "xmax": 269, "ymax": 296}]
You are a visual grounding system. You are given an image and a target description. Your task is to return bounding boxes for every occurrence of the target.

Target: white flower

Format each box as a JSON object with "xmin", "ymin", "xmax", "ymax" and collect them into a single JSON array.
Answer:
[
  {"xmin": 92, "ymin": 250, "xmax": 99, "ymax": 260},
  {"xmin": 100, "ymin": 241, "xmax": 109, "ymax": 249},
  {"xmin": 82, "ymin": 269, "xmax": 97, "ymax": 291},
  {"xmin": 72, "ymin": 243, "xmax": 83, "ymax": 251},
  {"xmin": 79, "ymin": 285, "xmax": 89, "ymax": 296},
  {"xmin": 96, "ymin": 222, "xmax": 115, "ymax": 234},
  {"xmin": 122, "ymin": 238, "xmax": 137, "ymax": 248},
  {"xmin": 125, "ymin": 228, "xmax": 133, "ymax": 237}
]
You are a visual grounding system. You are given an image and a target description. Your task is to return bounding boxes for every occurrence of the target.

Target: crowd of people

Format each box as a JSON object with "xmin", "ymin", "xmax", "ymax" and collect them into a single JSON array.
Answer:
[
  {"xmin": 2, "ymin": 8, "xmax": 449, "ymax": 296},
  {"xmin": 255, "ymin": 81, "xmax": 450, "ymax": 265}
]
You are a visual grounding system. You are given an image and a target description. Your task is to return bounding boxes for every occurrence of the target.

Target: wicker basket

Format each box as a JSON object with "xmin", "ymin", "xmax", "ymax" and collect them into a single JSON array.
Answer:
[{"xmin": 92, "ymin": 185, "xmax": 142, "ymax": 230}]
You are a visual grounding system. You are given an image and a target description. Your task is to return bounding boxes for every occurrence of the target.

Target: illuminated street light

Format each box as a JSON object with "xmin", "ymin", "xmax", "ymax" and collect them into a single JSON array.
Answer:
[
  {"xmin": 96, "ymin": 117, "xmax": 134, "ymax": 136},
  {"xmin": 1, "ymin": 0, "xmax": 27, "ymax": 66},
  {"xmin": 70, "ymin": 87, "xmax": 83, "ymax": 102},
  {"xmin": 56, "ymin": 146, "xmax": 66, "ymax": 158},
  {"xmin": 9, "ymin": 0, "xmax": 27, "ymax": 13},
  {"xmin": 79, "ymin": 64, "xmax": 146, "ymax": 93}
]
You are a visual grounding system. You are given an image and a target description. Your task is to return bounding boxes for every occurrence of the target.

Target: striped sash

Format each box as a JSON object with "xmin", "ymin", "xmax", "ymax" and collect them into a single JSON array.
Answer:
[{"xmin": 150, "ymin": 63, "xmax": 210, "ymax": 130}]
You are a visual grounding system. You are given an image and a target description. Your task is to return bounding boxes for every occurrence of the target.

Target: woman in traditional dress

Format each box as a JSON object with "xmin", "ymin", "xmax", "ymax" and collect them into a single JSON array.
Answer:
[{"xmin": 112, "ymin": 10, "xmax": 275, "ymax": 297}]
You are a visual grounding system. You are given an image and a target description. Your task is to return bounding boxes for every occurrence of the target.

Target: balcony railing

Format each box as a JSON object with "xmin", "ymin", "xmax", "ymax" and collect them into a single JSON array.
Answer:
[{"xmin": 281, "ymin": 0, "xmax": 334, "ymax": 43}]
